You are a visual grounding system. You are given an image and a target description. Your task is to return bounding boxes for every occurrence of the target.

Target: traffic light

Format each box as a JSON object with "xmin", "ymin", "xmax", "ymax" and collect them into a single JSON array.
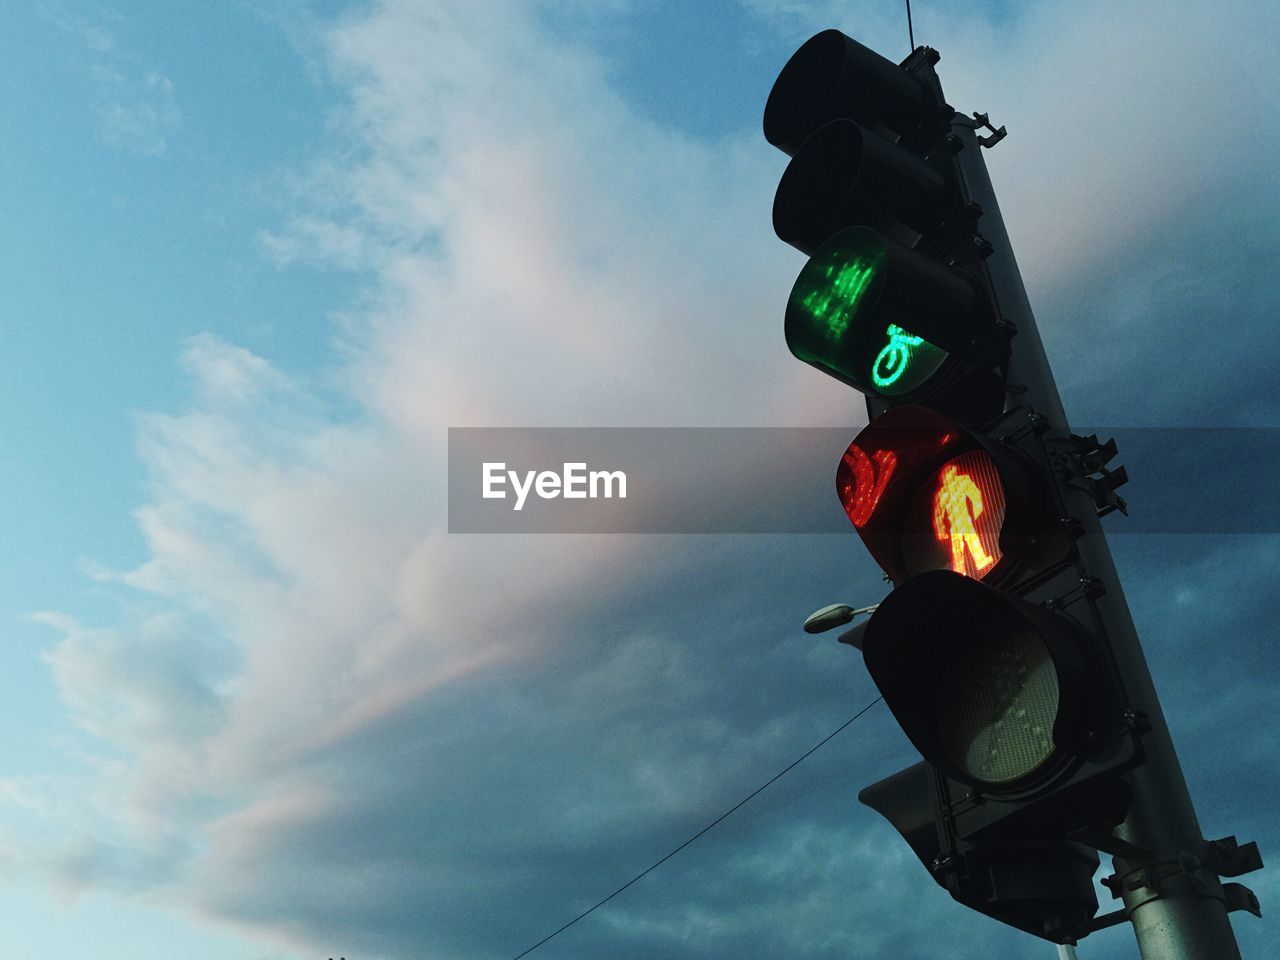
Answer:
[
  {"xmin": 764, "ymin": 30, "xmax": 1009, "ymax": 425},
  {"xmin": 835, "ymin": 404, "xmax": 1064, "ymax": 586},
  {"xmin": 837, "ymin": 404, "xmax": 1143, "ymax": 942},
  {"xmin": 768, "ymin": 25, "xmax": 1260, "ymax": 958},
  {"xmin": 764, "ymin": 30, "xmax": 1152, "ymax": 946}
]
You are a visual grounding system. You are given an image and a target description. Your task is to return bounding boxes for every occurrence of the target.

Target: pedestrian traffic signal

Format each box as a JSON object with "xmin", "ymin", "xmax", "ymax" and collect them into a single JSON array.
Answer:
[
  {"xmin": 832, "ymin": 404, "xmax": 1140, "ymax": 838},
  {"xmin": 764, "ymin": 30, "xmax": 1009, "ymax": 421},
  {"xmin": 769, "ymin": 24, "xmax": 1257, "ymax": 960},
  {"xmin": 783, "ymin": 226, "xmax": 980, "ymax": 398},
  {"xmin": 836, "ymin": 412, "xmax": 1140, "ymax": 808},
  {"xmin": 836, "ymin": 405, "xmax": 1062, "ymax": 587},
  {"xmin": 862, "ymin": 570, "xmax": 1119, "ymax": 797},
  {"xmin": 836, "ymin": 416, "xmax": 1143, "ymax": 941},
  {"xmin": 764, "ymin": 30, "xmax": 1158, "ymax": 947}
]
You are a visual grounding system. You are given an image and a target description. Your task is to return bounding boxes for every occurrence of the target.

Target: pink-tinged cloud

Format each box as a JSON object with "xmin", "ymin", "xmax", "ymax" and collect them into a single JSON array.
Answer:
[{"xmin": 21, "ymin": 1, "xmax": 1280, "ymax": 958}]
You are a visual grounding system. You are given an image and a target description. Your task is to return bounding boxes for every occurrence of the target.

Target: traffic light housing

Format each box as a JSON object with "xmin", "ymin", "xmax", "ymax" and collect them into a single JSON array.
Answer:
[
  {"xmin": 863, "ymin": 569, "xmax": 1138, "ymax": 830},
  {"xmin": 784, "ymin": 226, "xmax": 979, "ymax": 396},
  {"xmin": 763, "ymin": 30, "xmax": 942, "ymax": 153},
  {"xmin": 765, "ymin": 31, "xmax": 1010, "ymax": 425},
  {"xmin": 834, "ymin": 406, "xmax": 1144, "ymax": 942},
  {"xmin": 839, "ymin": 406, "xmax": 1143, "ymax": 851},
  {"xmin": 835, "ymin": 404, "xmax": 1065, "ymax": 586},
  {"xmin": 859, "ymin": 763, "xmax": 1104, "ymax": 942},
  {"xmin": 764, "ymin": 30, "xmax": 1152, "ymax": 947}
]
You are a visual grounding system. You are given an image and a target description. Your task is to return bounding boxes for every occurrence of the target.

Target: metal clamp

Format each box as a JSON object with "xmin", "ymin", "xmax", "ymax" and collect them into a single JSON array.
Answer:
[
  {"xmin": 1050, "ymin": 433, "xmax": 1129, "ymax": 518},
  {"xmin": 1203, "ymin": 835, "xmax": 1264, "ymax": 878},
  {"xmin": 972, "ymin": 111, "xmax": 1007, "ymax": 148},
  {"xmin": 1224, "ymin": 883, "xmax": 1263, "ymax": 918},
  {"xmin": 1096, "ymin": 838, "xmax": 1263, "ymax": 924},
  {"xmin": 1043, "ymin": 575, "xmax": 1106, "ymax": 611}
]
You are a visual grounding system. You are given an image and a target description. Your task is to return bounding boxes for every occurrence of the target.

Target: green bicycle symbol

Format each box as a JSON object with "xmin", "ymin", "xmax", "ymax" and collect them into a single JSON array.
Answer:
[{"xmin": 871, "ymin": 324, "xmax": 925, "ymax": 389}]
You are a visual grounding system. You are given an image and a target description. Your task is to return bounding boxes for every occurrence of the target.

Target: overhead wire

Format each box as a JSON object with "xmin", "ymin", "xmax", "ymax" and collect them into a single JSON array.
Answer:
[{"xmin": 505, "ymin": 695, "xmax": 885, "ymax": 960}]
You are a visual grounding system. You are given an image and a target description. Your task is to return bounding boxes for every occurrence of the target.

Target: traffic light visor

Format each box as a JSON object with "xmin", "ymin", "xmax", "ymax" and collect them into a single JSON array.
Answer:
[
  {"xmin": 862, "ymin": 570, "xmax": 1092, "ymax": 795},
  {"xmin": 837, "ymin": 406, "xmax": 1062, "ymax": 586},
  {"xmin": 763, "ymin": 29, "xmax": 932, "ymax": 155},
  {"xmin": 786, "ymin": 227, "xmax": 949, "ymax": 395},
  {"xmin": 772, "ymin": 119, "xmax": 950, "ymax": 255}
]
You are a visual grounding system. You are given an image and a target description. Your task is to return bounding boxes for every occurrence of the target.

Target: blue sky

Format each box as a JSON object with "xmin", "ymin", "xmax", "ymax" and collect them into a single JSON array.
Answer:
[{"xmin": 1, "ymin": 1, "xmax": 1277, "ymax": 958}]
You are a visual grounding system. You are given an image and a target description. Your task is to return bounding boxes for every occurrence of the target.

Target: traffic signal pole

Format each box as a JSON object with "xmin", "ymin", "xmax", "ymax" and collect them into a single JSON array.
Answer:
[{"xmin": 950, "ymin": 116, "xmax": 1246, "ymax": 960}]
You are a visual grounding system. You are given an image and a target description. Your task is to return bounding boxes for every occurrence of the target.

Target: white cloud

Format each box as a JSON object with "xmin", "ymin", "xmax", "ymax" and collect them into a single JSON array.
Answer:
[
  {"xmin": 91, "ymin": 66, "xmax": 181, "ymax": 157},
  {"xmin": 41, "ymin": 4, "xmax": 119, "ymax": 54},
  {"xmin": 20, "ymin": 1, "xmax": 1280, "ymax": 957},
  {"xmin": 46, "ymin": 6, "xmax": 182, "ymax": 157},
  {"xmin": 275, "ymin": 0, "xmax": 828, "ymax": 431},
  {"xmin": 951, "ymin": 0, "xmax": 1278, "ymax": 289}
]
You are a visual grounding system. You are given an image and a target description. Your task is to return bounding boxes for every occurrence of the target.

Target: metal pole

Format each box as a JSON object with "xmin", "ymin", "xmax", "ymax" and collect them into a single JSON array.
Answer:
[
  {"xmin": 1057, "ymin": 944, "xmax": 1080, "ymax": 960},
  {"xmin": 950, "ymin": 117, "xmax": 1243, "ymax": 960}
]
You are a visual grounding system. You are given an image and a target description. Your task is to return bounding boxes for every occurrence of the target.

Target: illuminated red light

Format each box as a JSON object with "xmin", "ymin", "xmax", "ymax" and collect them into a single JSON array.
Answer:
[
  {"xmin": 838, "ymin": 444, "xmax": 897, "ymax": 527},
  {"xmin": 934, "ymin": 463, "xmax": 996, "ymax": 574},
  {"xmin": 905, "ymin": 450, "xmax": 1006, "ymax": 580}
]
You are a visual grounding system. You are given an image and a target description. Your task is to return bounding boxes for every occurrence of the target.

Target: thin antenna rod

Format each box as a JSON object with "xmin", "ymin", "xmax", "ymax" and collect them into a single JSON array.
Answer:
[{"xmin": 906, "ymin": 0, "xmax": 915, "ymax": 51}]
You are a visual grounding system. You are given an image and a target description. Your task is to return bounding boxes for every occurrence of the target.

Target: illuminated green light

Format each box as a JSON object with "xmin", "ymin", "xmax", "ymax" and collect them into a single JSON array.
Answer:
[
  {"xmin": 799, "ymin": 257, "xmax": 878, "ymax": 339},
  {"xmin": 785, "ymin": 227, "xmax": 952, "ymax": 396},
  {"xmin": 871, "ymin": 324, "xmax": 924, "ymax": 387},
  {"xmin": 869, "ymin": 323, "xmax": 948, "ymax": 397}
]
